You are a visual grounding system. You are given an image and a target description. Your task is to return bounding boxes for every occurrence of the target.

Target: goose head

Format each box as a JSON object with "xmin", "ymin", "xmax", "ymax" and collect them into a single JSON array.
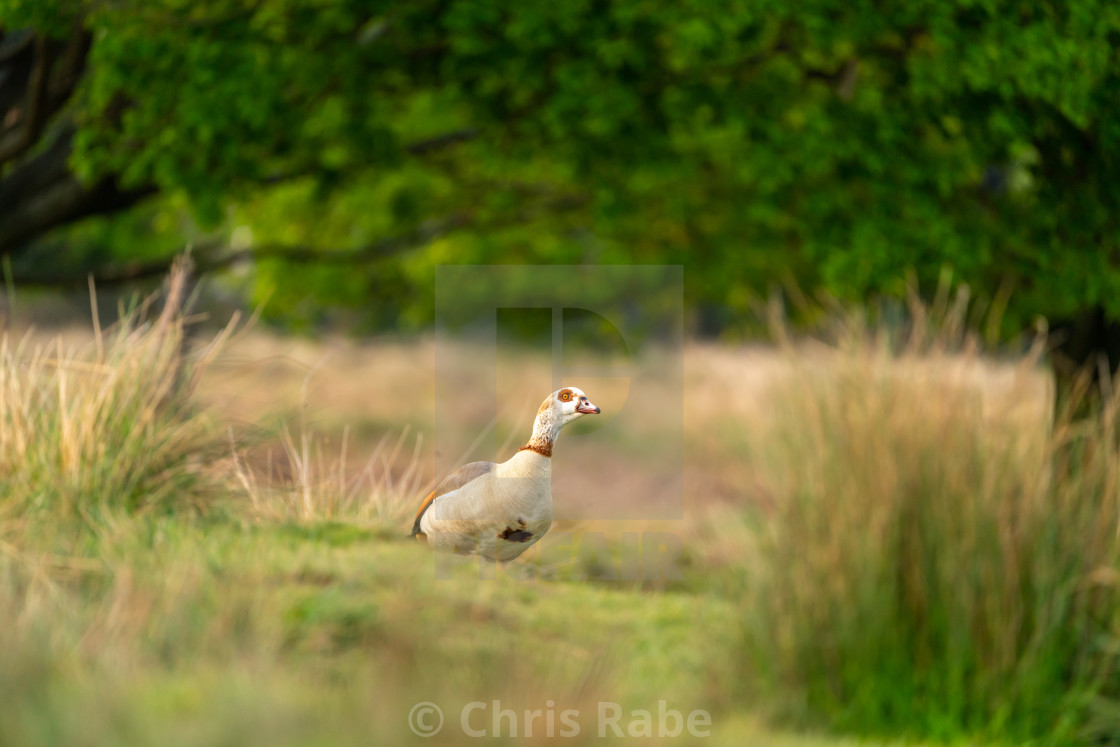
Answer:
[
  {"xmin": 521, "ymin": 387, "xmax": 601, "ymax": 457},
  {"xmin": 547, "ymin": 386, "xmax": 600, "ymax": 427}
]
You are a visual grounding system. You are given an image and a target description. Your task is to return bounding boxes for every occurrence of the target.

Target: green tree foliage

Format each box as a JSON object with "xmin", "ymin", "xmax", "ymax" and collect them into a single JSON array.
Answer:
[{"xmin": 3, "ymin": 0, "xmax": 1119, "ymax": 332}]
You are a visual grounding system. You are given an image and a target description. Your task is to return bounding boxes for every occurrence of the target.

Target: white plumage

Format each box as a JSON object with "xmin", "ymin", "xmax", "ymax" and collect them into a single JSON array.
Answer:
[{"xmin": 411, "ymin": 387, "xmax": 600, "ymax": 561}]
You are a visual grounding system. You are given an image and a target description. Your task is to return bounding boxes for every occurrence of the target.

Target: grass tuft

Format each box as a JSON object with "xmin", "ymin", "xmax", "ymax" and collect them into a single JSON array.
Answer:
[
  {"xmin": 0, "ymin": 259, "xmax": 229, "ymax": 550},
  {"xmin": 736, "ymin": 295, "xmax": 1120, "ymax": 742}
]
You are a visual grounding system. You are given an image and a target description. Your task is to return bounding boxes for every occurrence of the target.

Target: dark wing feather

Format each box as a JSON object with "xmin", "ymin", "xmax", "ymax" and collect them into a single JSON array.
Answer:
[{"xmin": 410, "ymin": 461, "xmax": 495, "ymax": 537}]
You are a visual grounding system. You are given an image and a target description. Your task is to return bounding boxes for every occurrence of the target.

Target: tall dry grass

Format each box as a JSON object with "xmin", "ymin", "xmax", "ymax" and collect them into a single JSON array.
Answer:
[
  {"xmin": 733, "ymin": 297, "xmax": 1120, "ymax": 742},
  {"xmin": 230, "ymin": 423, "xmax": 425, "ymax": 526},
  {"xmin": 0, "ymin": 261, "xmax": 232, "ymax": 556}
]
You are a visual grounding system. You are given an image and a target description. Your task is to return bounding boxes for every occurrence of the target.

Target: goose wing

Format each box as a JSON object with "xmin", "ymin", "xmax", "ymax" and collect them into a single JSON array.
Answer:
[{"xmin": 410, "ymin": 461, "xmax": 495, "ymax": 538}]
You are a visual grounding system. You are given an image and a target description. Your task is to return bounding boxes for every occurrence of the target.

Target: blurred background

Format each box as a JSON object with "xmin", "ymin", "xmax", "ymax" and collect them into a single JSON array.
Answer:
[{"xmin": 2, "ymin": 0, "xmax": 1118, "ymax": 364}]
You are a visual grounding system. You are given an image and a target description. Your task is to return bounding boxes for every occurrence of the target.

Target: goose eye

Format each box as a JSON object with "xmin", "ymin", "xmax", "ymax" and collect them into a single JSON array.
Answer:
[{"xmin": 559, "ymin": 392, "xmax": 571, "ymax": 401}]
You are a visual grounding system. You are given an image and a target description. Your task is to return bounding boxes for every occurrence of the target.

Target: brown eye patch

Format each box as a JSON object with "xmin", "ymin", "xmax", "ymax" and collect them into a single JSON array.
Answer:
[{"xmin": 558, "ymin": 389, "xmax": 573, "ymax": 401}]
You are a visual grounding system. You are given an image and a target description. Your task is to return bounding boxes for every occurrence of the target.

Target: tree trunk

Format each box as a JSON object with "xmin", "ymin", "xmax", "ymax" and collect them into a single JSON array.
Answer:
[{"xmin": 0, "ymin": 26, "xmax": 151, "ymax": 255}]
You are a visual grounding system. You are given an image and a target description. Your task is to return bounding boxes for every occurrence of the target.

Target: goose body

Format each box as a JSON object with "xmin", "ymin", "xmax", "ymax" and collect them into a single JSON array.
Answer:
[{"xmin": 411, "ymin": 387, "xmax": 600, "ymax": 562}]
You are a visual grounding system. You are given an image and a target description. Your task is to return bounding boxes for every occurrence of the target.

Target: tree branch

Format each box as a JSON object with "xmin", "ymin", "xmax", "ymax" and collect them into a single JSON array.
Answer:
[
  {"xmin": 11, "ymin": 213, "xmax": 474, "ymax": 288},
  {"xmin": 406, "ymin": 128, "xmax": 478, "ymax": 155},
  {"xmin": 0, "ymin": 28, "xmax": 34, "ymax": 64},
  {"xmin": 46, "ymin": 27, "xmax": 91, "ymax": 107},
  {"xmin": 0, "ymin": 121, "xmax": 150, "ymax": 255},
  {"xmin": 10, "ymin": 187, "xmax": 590, "ymax": 288},
  {"xmin": 0, "ymin": 30, "xmax": 35, "ymax": 138},
  {"xmin": 0, "ymin": 32, "xmax": 51, "ymax": 163}
]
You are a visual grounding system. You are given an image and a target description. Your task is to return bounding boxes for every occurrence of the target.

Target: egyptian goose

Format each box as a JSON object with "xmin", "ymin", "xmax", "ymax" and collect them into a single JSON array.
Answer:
[{"xmin": 411, "ymin": 387, "xmax": 601, "ymax": 561}]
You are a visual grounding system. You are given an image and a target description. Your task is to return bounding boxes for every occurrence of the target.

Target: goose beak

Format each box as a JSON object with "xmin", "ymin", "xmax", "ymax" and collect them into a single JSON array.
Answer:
[{"xmin": 576, "ymin": 399, "xmax": 601, "ymax": 414}]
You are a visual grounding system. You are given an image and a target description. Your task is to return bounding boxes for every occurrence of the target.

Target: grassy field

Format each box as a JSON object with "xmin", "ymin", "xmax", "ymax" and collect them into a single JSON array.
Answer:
[{"xmin": 2, "ymin": 272, "xmax": 1117, "ymax": 745}]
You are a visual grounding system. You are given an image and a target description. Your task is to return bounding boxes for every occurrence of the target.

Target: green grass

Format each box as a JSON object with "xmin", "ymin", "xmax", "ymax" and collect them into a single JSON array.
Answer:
[
  {"xmin": 729, "ymin": 306, "xmax": 1120, "ymax": 744},
  {"xmin": 7, "ymin": 268, "xmax": 1097, "ymax": 745},
  {"xmin": 0, "ymin": 266, "xmax": 929, "ymax": 747},
  {"xmin": 0, "ymin": 512, "xmax": 932, "ymax": 746},
  {"xmin": 0, "ymin": 514, "xmax": 795, "ymax": 746}
]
